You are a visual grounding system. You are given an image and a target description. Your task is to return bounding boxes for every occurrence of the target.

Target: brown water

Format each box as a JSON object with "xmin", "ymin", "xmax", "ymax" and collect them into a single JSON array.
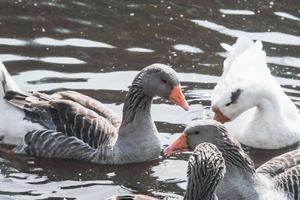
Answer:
[{"xmin": 0, "ymin": 0, "xmax": 300, "ymax": 199}]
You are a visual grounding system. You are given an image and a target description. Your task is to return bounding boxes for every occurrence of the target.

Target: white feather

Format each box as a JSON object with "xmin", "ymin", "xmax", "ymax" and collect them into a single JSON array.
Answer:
[
  {"xmin": 212, "ymin": 37, "xmax": 300, "ymax": 149},
  {"xmin": 0, "ymin": 60, "xmax": 42, "ymax": 145}
]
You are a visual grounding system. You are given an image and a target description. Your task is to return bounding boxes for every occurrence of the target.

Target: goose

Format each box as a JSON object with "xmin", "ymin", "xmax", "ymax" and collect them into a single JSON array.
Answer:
[
  {"xmin": 107, "ymin": 142, "xmax": 226, "ymax": 200},
  {"xmin": 211, "ymin": 37, "xmax": 300, "ymax": 149},
  {"xmin": 164, "ymin": 120, "xmax": 300, "ymax": 199},
  {"xmin": 0, "ymin": 61, "xmax": 189, "ymax": 164}
]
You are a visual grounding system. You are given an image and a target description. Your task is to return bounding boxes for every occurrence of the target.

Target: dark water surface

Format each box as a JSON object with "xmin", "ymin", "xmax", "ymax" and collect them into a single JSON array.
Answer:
[{"xmin": 0, "ymin": 0, "xmax": 300, "ymax": 199}]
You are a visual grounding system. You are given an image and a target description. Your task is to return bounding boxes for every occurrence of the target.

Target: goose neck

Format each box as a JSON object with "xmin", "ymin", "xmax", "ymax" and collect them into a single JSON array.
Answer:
[{"xmin": 121, "ymin": 85, "xmax": 153, "ymax": 129}]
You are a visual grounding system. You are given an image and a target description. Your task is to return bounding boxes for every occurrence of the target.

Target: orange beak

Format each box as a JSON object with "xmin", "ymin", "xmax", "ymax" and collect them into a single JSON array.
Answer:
[
  {"xmin": 164, "ymin": 132, "xmax": 189, "ymax": 157},
  {"xmin": 212, "ymin": 106, "xmax": 230, "ymax": 124},
  {"xmin": 169, "ymin": 85, "xmax": 189, "ymax": 111}
]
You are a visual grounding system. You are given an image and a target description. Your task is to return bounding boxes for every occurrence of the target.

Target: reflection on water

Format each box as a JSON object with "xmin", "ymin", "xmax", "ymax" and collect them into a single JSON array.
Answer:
[
  {"xmin": 173, "ymin": 44, "xmax": 203, "ymax": 53},
  {"xmin": 192, "ymin": 19, "xmax": 300, "ymax": 46},
  {"xmin": 219, "ymin": 9, "xmax": 255, "ymax": 15},
  {"xmin": 274, "ymin": 12, "xmax": 300, "ymax": 21},
  {"xmin": 0, "ymin": 0, "xmax": 300, "ymax": 199},
  {"xmin": 0, "ymin": 54, "xmax": 86, "ymax": 64},
  {"xmin": 33, "ymin": 38, "xmax": 115, "ymax": 48}
]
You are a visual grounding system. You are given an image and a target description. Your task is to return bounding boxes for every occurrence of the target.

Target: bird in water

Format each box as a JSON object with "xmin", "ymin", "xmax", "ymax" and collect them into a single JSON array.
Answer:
[
  {"xmin": 165, "ymin": 120, "xmax": 300, "ymax": 199},
  {"xmin": 107, "ymin": 142, "xmax": 226, "ymax": 200},
  {"xmin": 211, "ymin": 37, "xmax": 300, "ymax": 149},
  {"xmin": 0, "ymin": 61, "xmax": 188, "ymax": 164}
]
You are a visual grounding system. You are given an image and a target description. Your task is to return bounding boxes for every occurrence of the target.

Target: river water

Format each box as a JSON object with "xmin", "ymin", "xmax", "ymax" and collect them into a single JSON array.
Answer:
[{"xmin": 0, "ymin": 0, "xmax": 300, "ymax": 199}]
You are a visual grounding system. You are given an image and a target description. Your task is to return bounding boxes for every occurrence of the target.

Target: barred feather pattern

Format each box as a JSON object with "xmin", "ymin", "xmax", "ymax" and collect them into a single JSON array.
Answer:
[
  {"xmin": 257, "ymin": 149, "xmax": 300, "ymax": 199},
  {"xmin": 184, "ymin": 143, "xmax": 226, "ymax": 200},
  {"xmin": 121, "ymin": 85, "xmax": 152, "ymax": 127},
  {"xmin": 21, "ymin": 130, "xmax": 97, "ymax": 161},
  {"xmin": 5, "ymin": 90, "xmax": 118, "ymax": 148},
  {"xmin": 53, "ymin": 91, "xmax": 121, "ymax": 128},
  {"xmin": 216, "ymin": 124, "xmax": 255, "ymax": 175},
  {"xmin": 46, "ymin": 100, "xmax": 118, "ymax": 148}
]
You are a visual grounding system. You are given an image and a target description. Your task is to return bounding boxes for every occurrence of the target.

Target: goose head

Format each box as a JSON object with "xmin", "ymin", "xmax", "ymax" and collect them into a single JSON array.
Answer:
[
  {"xmin": 211, "ymin": 85, "xmax": 256, "ymax": 123},
  {"xmin": 165, "ymin": 119, "xmax": 255, "ymax": 173},
  {"xmin": 133, "ymin": 63, "xmax": 189, "ymax": 111},
  {"xmin": 164, "ymin": 120, "xmax": 227, "ymax": 155},
  {"xmin": 107, "ymin": 143, "xmax": 225, "ymax": 200},
  {"xmin": 211, "ymin": 37, "xmax": 270, "ymax": 124}
]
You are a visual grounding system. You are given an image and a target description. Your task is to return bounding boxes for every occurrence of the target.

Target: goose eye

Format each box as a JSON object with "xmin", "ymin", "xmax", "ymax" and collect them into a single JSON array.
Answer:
[
  {"xmin": 162, "ymin": 79, "xmax": 167, "ymax": 84},
  {"xmin": 194, "ymin": 131, "xmax": 200, "ymax": 135}
]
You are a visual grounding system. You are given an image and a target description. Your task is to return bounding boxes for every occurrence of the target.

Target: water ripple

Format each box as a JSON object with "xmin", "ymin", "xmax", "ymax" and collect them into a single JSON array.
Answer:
[
  {"xmin": 192, "ymin": 20, "xmax": 300, "ymax": 46},
  {"xmin": 0, "ymin": 54, "xmax": 85, "ymax": 64},
  {"xmin": 274, "ymin": 12, "xmax": 300, "ymax": 21},
  {"xmin": 173, "ymin": 44, "xmax": 203, "ymax": 53},
  {"xmin": 126, "ymin": 47, "xmax": 154, "ymax": 53},
  {"xmin": 33, "ymin": 37, "xmax": 115, "ymax": 48},
  {"xmin": 219, "ymin": 9, "xmax": 255, "ymax": 15},
  {"xmin": 267, "ymin": 56, "xmax": 300, "ymax": 68},
  {"xmin": 0, "ymin": 38, "xmax": 27, "ymax": 46}
]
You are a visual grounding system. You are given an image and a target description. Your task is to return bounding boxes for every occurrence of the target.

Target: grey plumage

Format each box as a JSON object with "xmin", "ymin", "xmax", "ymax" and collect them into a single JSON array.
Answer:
[
  {"xmin": 4, "ymin": 63, "xmax": 185, "ymax": 164},
  {"xmin": 17, "ymin": 129, "xmax": 97, "ymax": 161},
  {"xmin": 107, "ymin": 143, "xmax": 226, "ymax": 200},
  {"xmin": 168, "ymin": 120, "xmax": 300, "ymax": 199},
  {"xmin": 184, "ymin": 143, "xmax": 225, "ymax": 200},
  {"xmin": 257, "ymin": 150, "xmax": 300, "ymax": 199}
]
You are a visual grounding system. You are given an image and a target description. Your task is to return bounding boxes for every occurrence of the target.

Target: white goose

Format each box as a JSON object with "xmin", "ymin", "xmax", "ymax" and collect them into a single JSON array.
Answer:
[{"xmin": 211, "ymin": 37, "xmax": 300, "ymax": 149}]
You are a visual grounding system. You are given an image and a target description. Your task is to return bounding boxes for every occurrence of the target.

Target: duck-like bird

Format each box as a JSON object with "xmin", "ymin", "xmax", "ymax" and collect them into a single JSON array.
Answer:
[
  {"xmin": 108, "ymin": 143, "xmax": 226, "ymax": 200},
  {"xmin": 165, "ymin": 120, "xmax": 300, "ymax": 199},
  {"xmin": 0, "ymin": 61, "xmax": 189, "ymax": 164},
  {"xmin": 211, "ymin": 37, "xmax": 300, "ymax": 149}
]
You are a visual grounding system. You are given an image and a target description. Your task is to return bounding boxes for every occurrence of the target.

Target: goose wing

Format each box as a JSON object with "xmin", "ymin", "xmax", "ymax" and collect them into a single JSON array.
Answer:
[
  {"xmin": 14, "ymin": 129, "xmax": 97, "ymax": 161},
  {"xmin": 53, "ymin": 91, "xmax": 121, "ymax": 128},
  {"xmin": 256, "ymin": 149, "xmax": 300, "ymax": 198},
  {"xmin": 5, "ymin": 90, "xmax": 118, "ymax": 148}
]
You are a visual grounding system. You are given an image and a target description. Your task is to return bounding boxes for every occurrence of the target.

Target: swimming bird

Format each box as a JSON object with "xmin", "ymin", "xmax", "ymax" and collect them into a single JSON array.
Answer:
[
  {"xmin": 211, "ymin": 37, "xmax": 300, "ymax": 149},
  {"xmin": 107, "ymin": 142, "xmax": 226, "ymax": 200},
  {"xmin": 0, "ymin": 61, "xmax": 189, "ymax": 164},
  {"xmin": 165, "ymin": 120, "xmax": 300, "ymax": 199}
]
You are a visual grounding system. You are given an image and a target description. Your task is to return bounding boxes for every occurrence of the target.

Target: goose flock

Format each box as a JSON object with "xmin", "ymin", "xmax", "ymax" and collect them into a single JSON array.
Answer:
[{"xmin": 1, "ymin": 37, "xmax": 300, "ymax": 199}]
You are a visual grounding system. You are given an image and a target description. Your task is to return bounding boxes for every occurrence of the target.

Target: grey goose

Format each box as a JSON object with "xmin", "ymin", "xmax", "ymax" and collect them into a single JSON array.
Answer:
[
  {"xmin": 0, "ymin": 61, "xmax": 189, "ymax": 164},
  {"xmin": 107, "ymin": 143, "xmax": 226, "ymax": 200},
  {"xmin": 165, "ymin": 120, "xmax": 300, "ymax": 199}
]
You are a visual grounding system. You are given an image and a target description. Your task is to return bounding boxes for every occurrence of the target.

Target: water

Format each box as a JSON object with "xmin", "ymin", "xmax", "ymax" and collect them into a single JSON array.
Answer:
[{"xmin": 0, "ymin": 0, "xmax": 300, "ymax": 199}]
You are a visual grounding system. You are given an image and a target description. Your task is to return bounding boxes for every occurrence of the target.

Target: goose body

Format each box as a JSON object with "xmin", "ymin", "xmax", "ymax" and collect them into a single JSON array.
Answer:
[
  {"xmin": 0, "ymin": 61, "xmax": 189, "ymax": 164},
  {"xmin": 211, "ymin": 37, "xmax": 300, "ymax": 149},
  {"xmin": 108, "ymin": 143, "xmax": 226, "ymax": 200},
  {"xmin": 165, "ymin": 120, "xmax": 300, "ymax": 199}
]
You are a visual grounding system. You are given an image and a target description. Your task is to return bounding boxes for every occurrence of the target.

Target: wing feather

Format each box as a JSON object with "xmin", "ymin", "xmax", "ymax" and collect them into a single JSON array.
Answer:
[{"xmin": 15, "ymin": 129, "xmax": 97, "ymax": 161}]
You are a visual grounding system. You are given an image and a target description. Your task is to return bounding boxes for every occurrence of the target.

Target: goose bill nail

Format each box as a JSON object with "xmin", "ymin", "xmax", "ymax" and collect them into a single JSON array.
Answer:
[
  {"xmin": 213, "ymin": 111, "xmax": 230, "ymax": 123},
  {"xmin": 169, "ymin": 85, "xmax": 189, "ymax": 111},
  {"xmin": 164, "ymin": 132, "xmax": 189, "ymax": 156}
]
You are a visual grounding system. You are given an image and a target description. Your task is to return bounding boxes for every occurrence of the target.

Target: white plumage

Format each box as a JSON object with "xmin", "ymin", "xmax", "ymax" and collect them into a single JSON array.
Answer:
[{"xmin": 212, "ymin": 37, "xmax": 300, "ymax": 149}]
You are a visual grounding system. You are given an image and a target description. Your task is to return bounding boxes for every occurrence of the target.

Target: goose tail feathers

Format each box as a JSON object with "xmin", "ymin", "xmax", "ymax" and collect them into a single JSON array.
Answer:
[
  {"xmin": 221, "ymin": 37, "xmax": 267, "ymax": 74},
  {"xmin": 0, "ymin": 60, "xmax": 22, "ymax": 97}
]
